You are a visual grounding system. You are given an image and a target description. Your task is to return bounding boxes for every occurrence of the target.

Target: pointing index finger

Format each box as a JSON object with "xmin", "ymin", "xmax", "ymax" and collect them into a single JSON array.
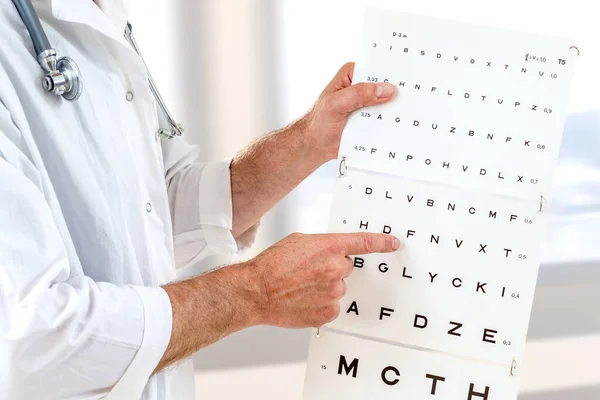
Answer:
[{"xmin": 339, "ymin": 233, "xmax": 400, "ymax": 255}]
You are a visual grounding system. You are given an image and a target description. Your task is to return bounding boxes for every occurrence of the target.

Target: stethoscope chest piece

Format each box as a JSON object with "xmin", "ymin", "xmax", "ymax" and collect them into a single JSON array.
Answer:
[
  {"xmin": 40, "ymin": 52, "xmax": 83, "ymax": 101},
  {"xmin": 53, "ymin": 56, "xmax": 83, "ymax": 101}
]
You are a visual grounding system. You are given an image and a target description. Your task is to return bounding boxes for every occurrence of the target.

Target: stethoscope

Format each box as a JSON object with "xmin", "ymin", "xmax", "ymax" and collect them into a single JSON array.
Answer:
[{"xmin": 10, "ymin": 0, "xmax": 184, "ymax": 139}]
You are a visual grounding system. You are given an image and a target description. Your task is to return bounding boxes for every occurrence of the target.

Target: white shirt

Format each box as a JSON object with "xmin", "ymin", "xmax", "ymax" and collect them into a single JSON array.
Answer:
[{"xmin": 0, "ymin": 0, "xmax": 255, "ymax": 399}]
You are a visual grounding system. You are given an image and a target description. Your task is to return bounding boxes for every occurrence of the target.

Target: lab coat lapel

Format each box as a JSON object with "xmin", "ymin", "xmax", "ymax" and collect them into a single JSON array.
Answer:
[{"xmin": 47, "ymin": 0, "xmax": 135, "ymax": 53}]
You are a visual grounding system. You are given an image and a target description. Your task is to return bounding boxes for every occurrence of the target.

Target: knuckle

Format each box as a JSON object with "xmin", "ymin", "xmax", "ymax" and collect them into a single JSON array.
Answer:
[
  {"xmin": 323, "ymin": 263, "xmax": 343, "ymax": 282},
  {"xmin": 354, "ymin": 84, "xmax": 369, "ymax": 108},
  {"xmin": 309, "ymin": 315, "xmax": 322, "ymax": 328},
  {"xmin": 328, "ymin": 282, "xmax": 343, "ymax": 300},
  {"xmin": 324, "ymin": 237, "xmax": 342, "ymax": 254},
  {"xmin": 327, "ymin": 286, "xmax": 338, "ymax": 301},
  {"xmin": 323, "ymin": 303, "xmax": 341, "ymax": 322},
  {"xmin": 362, "ymin": 234, "xmax": 375, "ymax": 253},
  {"xmin": 330, "ymin": 281, "xmax": 346, "ymax": 300}
]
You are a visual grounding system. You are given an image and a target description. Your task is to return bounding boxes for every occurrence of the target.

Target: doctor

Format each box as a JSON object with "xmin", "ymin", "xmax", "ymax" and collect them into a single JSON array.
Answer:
[{"xmin": 0, "ymin": 0, "xmax": 398, "ymax": 399}]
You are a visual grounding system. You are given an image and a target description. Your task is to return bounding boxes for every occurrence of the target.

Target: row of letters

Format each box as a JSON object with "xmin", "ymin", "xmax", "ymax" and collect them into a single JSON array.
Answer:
[
  {"xmin": 341, "ymin": 305, "xmax": 501, "ymax": 345},
  {"xmin": 352, "ymin": 257, "xmax": 520, "ymax": 300},
  {"xmin": 357, "ymin": 221, "xmax": 526, "ymax": 259},
  {"xmin": 370, "ymin": 42, "xmax": 566, "ymax": 80},
  {"xmin": 336, "ymin": 354, "xmax": 493, "ymax": 399},
  {"xmin": 347, "ymin": 154, "xmax": 543, "ymax": 186},
  {"xmin": 363, "ymin": 78, "xmax": 556, "ymax": 116},
  {"xmin": 359, "ymin": 114, "xmax": 550, "ymax": 151},
  {"xmin": 352, "ymin": 186, "xmax": 535, "ymax": 226}
]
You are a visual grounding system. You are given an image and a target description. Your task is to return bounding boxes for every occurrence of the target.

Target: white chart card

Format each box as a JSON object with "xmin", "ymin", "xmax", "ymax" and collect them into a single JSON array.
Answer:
[
  {"xmin": 325, "ymin": 169, "xmax": 546, "ymax": 365},
  {"xmin": 339, "ymin": 8, "xmax": 578, "ymax": 202},
  {"xmin": 303, "ymin": 7, "xmax": 579, "ymax": 400},
  {"xmin": 303, "ymin": 330, "xmax": 518, "ymax": 400}
]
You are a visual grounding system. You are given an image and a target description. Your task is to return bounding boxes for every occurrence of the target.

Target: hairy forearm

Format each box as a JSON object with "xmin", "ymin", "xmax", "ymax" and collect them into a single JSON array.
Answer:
[
  {"xmin": 156, "ymin": 262, "xmax": 264, "ymax": 372},
  {"xmin": 230, "ymin": 117, "xmax": 327, "ymax": 238}
]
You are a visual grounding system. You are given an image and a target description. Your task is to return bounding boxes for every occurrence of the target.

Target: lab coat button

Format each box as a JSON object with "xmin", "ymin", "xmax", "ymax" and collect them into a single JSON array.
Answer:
[
  {"xmin": 146, "ymin": 202, "xmax": 152, "ymax": 212},
  {"xmin": 126, "ymin": 91, "xmax": 134, "ymax": 101}
]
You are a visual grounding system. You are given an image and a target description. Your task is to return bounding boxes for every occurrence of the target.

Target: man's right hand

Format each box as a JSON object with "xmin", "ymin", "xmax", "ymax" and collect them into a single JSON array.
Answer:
[
  {"xmin": 250, "ymin": 232, "xmax": 400, "ymax": 329},
  {"xmin": 157, "ymin": 231, "xmax": 399, "ymax": 373}
]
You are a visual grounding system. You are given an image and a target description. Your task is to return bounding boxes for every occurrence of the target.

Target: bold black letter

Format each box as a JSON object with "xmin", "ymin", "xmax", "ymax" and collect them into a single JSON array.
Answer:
[
  {"xmin": 381, "ymin": 366, "xmax": 400, "ymax": 385},
  {"xmin": 414, "ymin": 314, "xmax": 428, "ymax": 329},
  {"xmin": 448, "ymin": 321, "xmax": 463, "ymax": 336},
  {"xmin": 468, "ymin": 384, "xmax": 490, "ymax": 399},
  {"xmin": 347, "ymin": 301, "xmax": 359, "ymax": 315},
  {"xmin": 380, "ymin": 307, "xmax": 394, "ymax": 320},
  {"xmin": 338, "ymin": 356, "xmax": 359, "ymax": 378},
  {"xmin": 426, "ymin": 374, "xmax": 446, "ymax": 395},
  {"xmin": 482, "ymin": 329, "xmax": 497, "ymax": 344},
  {"xmin": 476, "ymin": 282, "xmax": 487, "ymax": 294}
]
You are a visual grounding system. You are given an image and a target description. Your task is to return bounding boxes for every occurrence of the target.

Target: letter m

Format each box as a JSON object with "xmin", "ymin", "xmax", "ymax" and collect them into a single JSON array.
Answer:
[{"xmin": 338, "ymin": 355, "xmax": 359, "ymax": 378}]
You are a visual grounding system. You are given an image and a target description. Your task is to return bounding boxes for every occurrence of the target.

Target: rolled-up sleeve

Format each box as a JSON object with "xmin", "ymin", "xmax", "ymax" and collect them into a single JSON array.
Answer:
[
  {"xmin": 161, "ymin": 137, "xmax": 259, "ymax": 269},
  {"xmin": 0, "ymin": 157, "xmax": 172, "ymax": 400}
]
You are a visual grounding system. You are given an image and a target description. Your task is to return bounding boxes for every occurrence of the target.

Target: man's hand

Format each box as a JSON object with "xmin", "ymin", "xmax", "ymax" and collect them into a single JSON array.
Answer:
[
  {"xmin": 253, "ymin": 232, "xmax": 401, "ymax": 328},
  {"xmin": 157, "ymin": 232, "xmax": 399, "ymax": 372},
  {"xmin": 303, "ymin": 62, "xmax": 397, "ymax": 162},
  {"xmin": 230, "ymin": 63, "xmax": 397, "ymax": 239}
]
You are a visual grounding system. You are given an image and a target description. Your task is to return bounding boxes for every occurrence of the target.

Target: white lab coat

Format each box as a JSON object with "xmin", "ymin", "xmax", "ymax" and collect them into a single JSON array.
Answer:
[{"xmin": 0, "ymin": 0, "xmax": 255, "ymax": 399}]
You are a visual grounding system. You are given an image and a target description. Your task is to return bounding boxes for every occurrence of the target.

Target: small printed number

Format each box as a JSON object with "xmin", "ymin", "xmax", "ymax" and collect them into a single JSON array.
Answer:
[
  {"xmin": 524, "ymin": 219, "xmax": 533, "ymax": 224},
  {"xmin": 511, "ymin": 293, "xmax": 520, "ymax": 299},
  {"xmin": 503, "ymin": 340, "xmax": 512, "ymax": 346},
  {"xmin": 518, "ymin": 254, "xmax": 527, "ymax": 260},
  {"xmin": 530, "ymin": 179, "xmax": 538, "ymax": 184},
  {"xmin": 366, "ymin": 77, "xmax": 378, "ymax": 82},
  {"xmin": 360, "ymin": 112, "xmax": 371, "ymax": 117},
  {"xmin": 537, "ymin": 144, "xmax": 546, "ymax": 150}
]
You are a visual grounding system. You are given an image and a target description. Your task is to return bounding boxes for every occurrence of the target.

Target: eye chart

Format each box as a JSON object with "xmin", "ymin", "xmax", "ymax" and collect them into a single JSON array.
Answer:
[{"xmin": 303, "ymin": 8, "xmax": 578, "ymax": 400}]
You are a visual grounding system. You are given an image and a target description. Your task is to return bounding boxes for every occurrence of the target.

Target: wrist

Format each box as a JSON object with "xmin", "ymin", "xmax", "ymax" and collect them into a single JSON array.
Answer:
[
  {"xmin": 292, "ymin": 113, "xmax": 335, "ymax": 167},
  {"xmin": 218, "ymin": 261, "xmax": 268, "ymax": 328}
]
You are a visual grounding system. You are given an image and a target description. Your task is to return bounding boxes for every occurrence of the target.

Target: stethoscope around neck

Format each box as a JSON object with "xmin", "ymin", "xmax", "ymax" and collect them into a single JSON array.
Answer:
[{"xmin": 10, "ymin": 0, "xmax": 184, "ymax": 139}]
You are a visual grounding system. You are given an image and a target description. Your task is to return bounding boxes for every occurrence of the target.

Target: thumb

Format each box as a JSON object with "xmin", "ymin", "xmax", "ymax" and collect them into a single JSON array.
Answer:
[
  {"xmin": 328, "ymin": 82, "xmax": 397, "ymax": 115},
  {"xmin": 335, "ymin": 232, "xmax": 400, "ymax": 255}
]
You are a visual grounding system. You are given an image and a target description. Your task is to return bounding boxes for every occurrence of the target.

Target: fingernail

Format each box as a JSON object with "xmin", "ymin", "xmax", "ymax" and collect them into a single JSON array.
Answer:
[
  {"xmin": 376, "ymin": 83, "xmax": 395, "ymax": 98},
  {"xmin": 391, "ymin": 236, "xmax": 401, "ymax": 250}
]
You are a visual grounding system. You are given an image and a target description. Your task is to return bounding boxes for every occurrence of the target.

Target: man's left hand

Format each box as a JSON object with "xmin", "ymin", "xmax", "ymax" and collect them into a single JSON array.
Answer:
[
  {"xmin": 229, "ymin": 62, "xmax": 397, "ymax": 238},
  {"xmin": 302, "ymin": 62, "xmax": 397, "ymax": 162}
]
